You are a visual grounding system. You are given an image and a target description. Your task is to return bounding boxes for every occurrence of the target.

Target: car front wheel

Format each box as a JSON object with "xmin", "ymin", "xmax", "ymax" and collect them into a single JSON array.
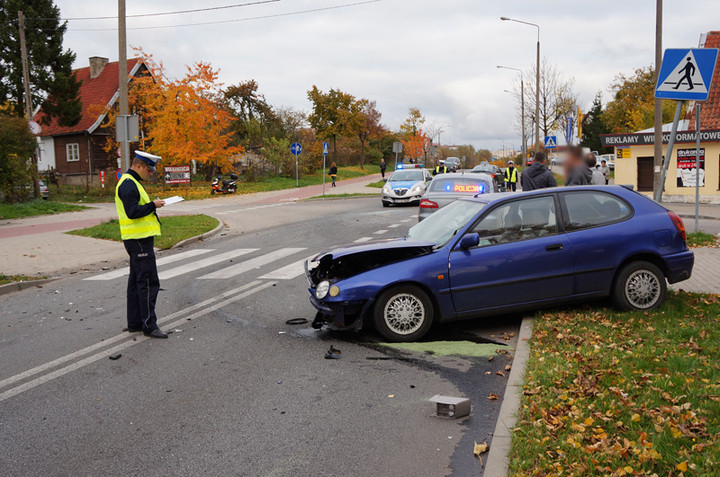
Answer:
[
  {"xmin": 373, "ymin": 285, "xmax": 434, "ymax": 342},
  {"xmin": 612, "ymin": 261, "xmax": 666, "ymax": 311}
]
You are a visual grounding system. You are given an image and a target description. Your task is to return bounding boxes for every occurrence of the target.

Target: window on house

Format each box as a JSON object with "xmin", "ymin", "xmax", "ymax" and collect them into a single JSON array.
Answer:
[{"xmin": 66, "ymin": 143, "xmax": 80, "ymax": 162}]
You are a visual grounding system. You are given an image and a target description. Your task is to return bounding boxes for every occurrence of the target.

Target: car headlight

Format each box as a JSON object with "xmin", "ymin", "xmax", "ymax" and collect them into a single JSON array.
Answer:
[
  {"xmin": 315, "ymin": 281, "xmax": 330, "ymax": 299},
  {"xmin": 410, "ymin": 184, "xmax": 423, "ymax": 193},
  {"xmin": 383, "ymin": 185, "xmax": 391, "ymax": 193}
]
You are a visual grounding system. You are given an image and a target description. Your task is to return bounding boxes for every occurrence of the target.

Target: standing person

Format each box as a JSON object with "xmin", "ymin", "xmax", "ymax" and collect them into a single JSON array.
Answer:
[
  {"xmin": 115, "ymin": 151, "xmax": 168, "ymax": 339},
  {"xmin": 520, "ymin": 152, "xmax": 557, "ymax": 191},
  {"xmin": 599, "ymin": 159, "xmax": 610, "ymax": 185},
  {"xmin": 564, "ymin": 146, "xmax": 593, "ymax": 186},
  {"xmin": 329, "ymin": 162, "xmax": 338, "ymax": 187},
  {"xmin": 504, "ymin": 160, "xmax": 519, "ymax": 192},
  {"xmin": 587, "ymin": 154, "xmax": 605, "ymax": 185},
  {"xmin": 380, "ymin": 158, "xmax": 387, "ymax": 180},
  {"xmin": 433, "ymin": 159, "xmax": 447, "ymax": 176}
]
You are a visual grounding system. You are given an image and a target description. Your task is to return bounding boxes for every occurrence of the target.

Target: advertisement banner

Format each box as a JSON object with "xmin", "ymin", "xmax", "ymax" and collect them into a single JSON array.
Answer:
[
  {"xmin": 676, "ymin": 148, "xmax": 705, "ymax": 187},
  {"xmin": 164, "ymin": 165, "xmax": 191, "ymax": 184}
]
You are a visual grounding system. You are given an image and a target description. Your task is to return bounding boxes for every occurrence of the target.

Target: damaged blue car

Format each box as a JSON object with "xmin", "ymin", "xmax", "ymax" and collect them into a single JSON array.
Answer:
[{"xmin": 306, "ymin": 186, "xmax": 694, "ymax": 342}]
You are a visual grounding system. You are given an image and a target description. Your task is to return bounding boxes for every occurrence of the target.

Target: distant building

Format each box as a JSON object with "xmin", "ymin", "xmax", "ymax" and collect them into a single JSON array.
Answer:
[
  {"xmin": 605, "ymin": 31, "xmax": 720, "ymax": 203},
  {"xmin": 34, "ymin": 57, "xmax": 149, "ymax": 185}
]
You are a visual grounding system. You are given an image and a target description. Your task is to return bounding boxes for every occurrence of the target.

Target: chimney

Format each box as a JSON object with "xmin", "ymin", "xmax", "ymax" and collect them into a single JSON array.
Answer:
[{"xmin": 89, "ymin": 56, "xmax": 109, "ymax": 79}]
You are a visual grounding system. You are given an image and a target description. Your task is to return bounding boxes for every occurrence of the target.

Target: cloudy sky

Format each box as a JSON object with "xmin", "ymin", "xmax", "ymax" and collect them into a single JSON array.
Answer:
[{"xmin": 54, "ymin": 0, "xmax": 717, "ymax": 150}]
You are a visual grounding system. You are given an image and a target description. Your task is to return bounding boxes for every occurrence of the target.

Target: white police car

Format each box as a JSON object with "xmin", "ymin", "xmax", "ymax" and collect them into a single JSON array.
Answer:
[{"xmin": 381, "ymin": 168, "xmax": 432, "ymax": 207}]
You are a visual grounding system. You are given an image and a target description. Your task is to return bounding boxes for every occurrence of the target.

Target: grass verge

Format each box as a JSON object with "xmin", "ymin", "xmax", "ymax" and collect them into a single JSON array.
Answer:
[
  {"xmin": 0, "ymin": 200, "xmax": 88, "ymax": 219},
  {"xmin": 508, "ymin": 291, "xmax": 720, "ymax": 475},
  {"xmin": 0, "ymin": 274, "xmax": 46, "ymax": 286},
  {"xmin": 48, "ymin": 165, "xmax": 382, "ymax": 203},
  {"xmin": 67, "ymin": 214, "xmax": 219, "ymax": 250},
  {"xmin": 367, "ymin": 179, "xmax": 387, "ymax": 188},
  {"xmin": 687, "ymin": 231, "xmax": 718, "ymax": 248}
]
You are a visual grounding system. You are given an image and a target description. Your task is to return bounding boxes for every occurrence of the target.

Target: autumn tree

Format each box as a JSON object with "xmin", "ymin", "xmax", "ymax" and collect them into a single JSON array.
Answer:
[
  {"xmin": 580, "ymin": 92, "xmax": 608, "ymax": 153},
  {"xmin": 399, "ymin": 107, "xmax": 425, "ymax": 139},
  {"xmin": 518, "ymin": 59, "xmax": 576, "ymax": 139},
  {"xmin": 402, "ymin": 129, "xmax": 431, "ymax": 161},
  {"xmin": 101, "ymin": 52, "xmax": 243, "ymax": 177},
  {"xmin": 603, "ymin": 66, "xmax": 678, "ymax": 134},
  {"xmin": 355, "ymin": 99, "xmax": 384, "ymax": 169},
  {"xmin": 307, "ymin": 86, "xmax": 363, "ymax": 162},
  {"xmin": 0, "ymin": 115, "xmax": 37, "ymax": 202},
  {"xmin": 0, "ymin": 1, "xmax": 81, "ymax": 126}
]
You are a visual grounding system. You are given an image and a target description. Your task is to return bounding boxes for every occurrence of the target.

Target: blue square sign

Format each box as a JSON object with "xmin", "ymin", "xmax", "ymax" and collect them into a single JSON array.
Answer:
[{"xmin": 655, "ymin": 48, "xmax": 719, "ymax": 101}]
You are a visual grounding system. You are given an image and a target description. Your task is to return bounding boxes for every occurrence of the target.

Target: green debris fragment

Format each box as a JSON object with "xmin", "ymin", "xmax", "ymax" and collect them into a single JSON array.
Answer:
[{"xmin": 381, "ymin": 340, "xmax": 502, "ymax": 358}]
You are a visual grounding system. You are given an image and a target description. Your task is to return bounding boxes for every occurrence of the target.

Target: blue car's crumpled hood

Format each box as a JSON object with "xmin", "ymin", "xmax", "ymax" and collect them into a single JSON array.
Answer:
[{"xmin": 308, "ymin": 238, "xmax": 435, "ymax": 283}]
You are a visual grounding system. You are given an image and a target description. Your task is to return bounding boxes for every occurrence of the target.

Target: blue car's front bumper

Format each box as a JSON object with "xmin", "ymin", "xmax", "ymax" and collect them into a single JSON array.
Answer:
[
  {"xmin": 309, "ymin": 294, "xmax": 371, "ymax": 331},
  {"xmin": 663, "ymin": 250, "xmax": 694, "ymax": 284}
]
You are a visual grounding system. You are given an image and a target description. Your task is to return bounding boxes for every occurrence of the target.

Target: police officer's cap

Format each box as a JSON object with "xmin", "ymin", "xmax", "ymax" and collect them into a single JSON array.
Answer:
[
  {"xmin": 508, "ymin": 160, "xmax": 514, "ymax": 164},
  {"xmin": 135, "ymin": 151, "xmax": 161, "ymax": 171}
]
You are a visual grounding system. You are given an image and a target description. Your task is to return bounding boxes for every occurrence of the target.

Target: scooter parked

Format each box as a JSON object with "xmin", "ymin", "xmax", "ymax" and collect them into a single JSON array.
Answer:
[{"xmin": 211, "ymin": 173, "xmax": 238, "ymax": 195}]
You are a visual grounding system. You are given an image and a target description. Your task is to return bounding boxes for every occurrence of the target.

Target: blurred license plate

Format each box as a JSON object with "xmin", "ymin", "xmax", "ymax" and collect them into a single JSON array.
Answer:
[{"xmin": 395, "ymin": 198, "xmax": 409, "ymax": 203}]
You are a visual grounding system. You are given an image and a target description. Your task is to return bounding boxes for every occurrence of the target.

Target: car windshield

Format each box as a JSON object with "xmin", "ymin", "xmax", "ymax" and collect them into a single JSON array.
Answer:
[
  {"xmin": 407, "ymin": 200, "xmax": 487, "ymax": 246},
  {"xmin": 429, "ymin": 177, "xmax": 491, "ymax": 193},
  {"xmin": 472, "ymin": 164, "xmax": 493, "ymax": 172},
  {"xmin": 390, "ymin": 170, "xmax": 424, "ymax": 182}
]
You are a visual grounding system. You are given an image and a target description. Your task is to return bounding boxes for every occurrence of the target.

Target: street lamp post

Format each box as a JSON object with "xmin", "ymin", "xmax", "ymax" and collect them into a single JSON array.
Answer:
[
  {"xmin": 498, "ymin": 65, "xmax": 526, "ymax": 165},
  {"xmin": 501, "ymin": 16, "xmax": 540, "ymax": 155}
]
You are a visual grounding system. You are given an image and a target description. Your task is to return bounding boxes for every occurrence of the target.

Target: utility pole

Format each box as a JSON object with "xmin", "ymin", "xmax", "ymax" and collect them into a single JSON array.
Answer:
[
  {"xmin": 535, "ymin": 36, "xmax": 540, "ymax": 155},
  {"xmin": 118, "ymin": 0, "xmax": 130, "ymax": 170},
  {"xmin": 18, "ymin": 11, "xmax": 33, "ymax": 120},
  {"xmin": 652, "ymin": 0, "xmax": 663, "ymax": 201}
]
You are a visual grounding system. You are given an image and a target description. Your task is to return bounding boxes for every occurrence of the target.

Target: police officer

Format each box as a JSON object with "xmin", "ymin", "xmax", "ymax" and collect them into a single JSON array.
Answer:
[
  {"xmin": 433, "ymin": 159, "xmax": 448, "ymax": 176},
  {"xmin": 505, "ymin": 160, "xmax": 519, "ymax": 192},
  {"xmin": 115, "ymin": 151, "xmax": 168, "ymax": 339}
]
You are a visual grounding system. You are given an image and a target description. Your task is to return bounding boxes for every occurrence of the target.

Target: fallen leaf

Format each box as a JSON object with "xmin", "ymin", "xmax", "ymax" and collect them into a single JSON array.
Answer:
[
  {"xmin": 387, "ymin": 394, "xmax": 395, "ymax": 398},
  {"xmin": 677, "ymin": 461, "xmax": 688, "ymax": 472},
  {"xmin": 631, "ymin": 413, "xmax": 641, "ymax": 422},
  {"xmin": 496, "ymin": 371, "xmax": 505, "ymax": 377},
  {"xmin": 487, "ymin": 393, "xmax": 499, "ymax": 400},
  {"xmin": 473, "ymin": 441, "xmax": 489, "ymax": 458}
]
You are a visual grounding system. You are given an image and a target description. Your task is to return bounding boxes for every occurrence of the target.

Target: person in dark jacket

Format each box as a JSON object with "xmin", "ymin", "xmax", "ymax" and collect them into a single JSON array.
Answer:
[
  {"xmin": 380, "ymin": 159, "xmax": 387, "ymax": 179},
  {"xmin": 564, "ymin": 146, "xmax": 593, "ymax": 186},
  {"xmin": 329, "ymin": 162, "xmax": 338, "ymax": 187},
  {"xmin": 520, "ymin": 152, "xmax": 557, "ymax": 191}
]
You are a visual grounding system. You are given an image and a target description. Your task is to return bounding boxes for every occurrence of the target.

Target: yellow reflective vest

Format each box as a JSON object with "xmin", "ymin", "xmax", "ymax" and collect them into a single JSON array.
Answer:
[
  {"xmin": 505, "ymin": 167, "xmax": 518, "ymax": 183},
  {"xmin": 115, "ymin": 173, "xmax": 161, "ymax": 240}
]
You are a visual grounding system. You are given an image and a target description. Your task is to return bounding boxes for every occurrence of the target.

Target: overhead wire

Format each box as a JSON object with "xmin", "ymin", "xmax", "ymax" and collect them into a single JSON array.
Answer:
[{"xmin": 64, "ymin": 0, "xmax": 383, "ymax": 32}]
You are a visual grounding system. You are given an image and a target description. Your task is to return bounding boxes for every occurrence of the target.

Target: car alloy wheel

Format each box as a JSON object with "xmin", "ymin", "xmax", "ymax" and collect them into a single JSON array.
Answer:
[
  {"xmin": 383, "ymin": 293, "xmax": 426, "ymax": 335},
  {"xmin": 624, "ymin": 269, "xmax": 661, "ymax": 309}
]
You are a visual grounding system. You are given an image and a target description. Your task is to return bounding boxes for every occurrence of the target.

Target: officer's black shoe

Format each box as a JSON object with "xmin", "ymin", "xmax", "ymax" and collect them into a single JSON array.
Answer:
[{"xmin": 144, "ymin": 328, "xmax": 168, "ymax": 339}]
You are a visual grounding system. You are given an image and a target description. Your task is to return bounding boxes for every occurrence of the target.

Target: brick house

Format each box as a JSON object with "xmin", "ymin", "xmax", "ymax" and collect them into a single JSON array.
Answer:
[{"xmin": 35, "ymin": 56, "xmax": 148, "ymax": 185}]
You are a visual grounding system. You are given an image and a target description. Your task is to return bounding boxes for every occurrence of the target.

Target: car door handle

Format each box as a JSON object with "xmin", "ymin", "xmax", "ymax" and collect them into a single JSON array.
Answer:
[{"xmin": 545, "ymin": 243, "xmax": 564, "ymax": 252}]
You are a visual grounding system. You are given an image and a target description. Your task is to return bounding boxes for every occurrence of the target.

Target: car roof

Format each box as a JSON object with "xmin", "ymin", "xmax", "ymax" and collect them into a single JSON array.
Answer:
[
  {"xmin": 430, "ymin": 172, "xmax": 491, "ymax": 180},
  {"xmin": 457, "ymin": 185, "xmax": 647, "ymax": 206}
]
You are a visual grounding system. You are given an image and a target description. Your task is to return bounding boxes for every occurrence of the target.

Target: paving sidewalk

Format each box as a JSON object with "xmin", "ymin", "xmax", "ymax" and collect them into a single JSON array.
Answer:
[{"xmin": 0, "ymin": 174, "xmax": 382, "ymax": 277}]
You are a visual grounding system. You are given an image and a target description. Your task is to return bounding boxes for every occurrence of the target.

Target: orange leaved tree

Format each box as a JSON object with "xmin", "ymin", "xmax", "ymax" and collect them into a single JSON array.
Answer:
[
  {"xmin": 401, "ymin": 129, "xmax": 430, "ymax": 161},
  {"xmin": 129, "ymin": 52, "xmax": 243, "ymax": 176}
]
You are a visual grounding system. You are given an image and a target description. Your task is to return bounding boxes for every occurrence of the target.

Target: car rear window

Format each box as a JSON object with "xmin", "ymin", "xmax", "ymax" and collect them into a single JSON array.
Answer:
[
  {"xmin": 561, "ymin": 191, "xmax": 632, "ymax": 230},
  {"xmin": 429, "ymin": 177, "xmax": 491, "ymax": 193}
]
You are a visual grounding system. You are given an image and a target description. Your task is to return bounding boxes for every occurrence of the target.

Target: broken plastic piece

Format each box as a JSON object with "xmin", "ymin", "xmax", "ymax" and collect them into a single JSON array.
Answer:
[
  {"xmin": 324, "ymin": 345, "xmax": 341, "ymax": 359},
  {"xmin": 109, "ymin": 354, "xmax": 122, "ymax": 361}
]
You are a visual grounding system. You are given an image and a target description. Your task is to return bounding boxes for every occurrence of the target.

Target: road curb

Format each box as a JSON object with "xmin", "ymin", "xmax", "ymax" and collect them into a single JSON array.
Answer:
[
  {"xmin": 0, "ymin": 277, "xmax": 57, "ymax": 296},
  {"xmin": 171, "ymin": 216, "xmax": 225, "ymax": 249},
  {"xmin": 483, "ymin": 316, "xmax": 534, "ymax": 477}
]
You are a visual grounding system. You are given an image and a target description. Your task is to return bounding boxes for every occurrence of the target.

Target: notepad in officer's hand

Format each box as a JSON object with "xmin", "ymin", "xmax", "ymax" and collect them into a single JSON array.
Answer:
[{"xmin": 162, "ymin": 196, "xmax": 184, "ymax": 206}]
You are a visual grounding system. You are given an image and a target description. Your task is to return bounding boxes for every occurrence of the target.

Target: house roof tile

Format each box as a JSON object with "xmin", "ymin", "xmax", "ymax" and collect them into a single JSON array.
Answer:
[{"xmin": 685, "ymin": 31, "xmax": 720, "ymax": 130}]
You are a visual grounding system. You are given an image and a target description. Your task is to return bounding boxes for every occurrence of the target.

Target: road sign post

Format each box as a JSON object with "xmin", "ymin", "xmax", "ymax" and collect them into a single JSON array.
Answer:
[
  {"xmin": 392, "ymin": 142, "xmax": 403, "ymax": 170},
  {"xmin": 291, "ymin": 142, "xmax": 302, "ymax": 187},
  {"xmin": 543, "ymin": 136, "xmax": 557, "ymax": 149},
  {"xmin": 322, "ymin": 142, "xmax": 329, "ymax": 196},
  {"xmin": 695, "ymin": 104, "xmax": 701, "ymax": 233},
  {"xmin": 654, "ymin": 47, "xmax": 719, "ymax": 203}
]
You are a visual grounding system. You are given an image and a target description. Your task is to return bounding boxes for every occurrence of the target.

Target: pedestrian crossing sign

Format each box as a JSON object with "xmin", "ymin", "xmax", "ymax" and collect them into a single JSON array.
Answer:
[
  {"xmin": 655, "ymin": 48, "xmax": 719, "ymax": 101},
  {"xmin": 544, "ymin": 136, "xmax": 557, "ymax": 149}
]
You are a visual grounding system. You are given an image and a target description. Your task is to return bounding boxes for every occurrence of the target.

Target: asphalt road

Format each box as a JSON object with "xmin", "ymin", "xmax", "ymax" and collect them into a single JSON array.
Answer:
[{"xmin": 0, "ymin": 197, "xmax": 520, "ymax": 476}]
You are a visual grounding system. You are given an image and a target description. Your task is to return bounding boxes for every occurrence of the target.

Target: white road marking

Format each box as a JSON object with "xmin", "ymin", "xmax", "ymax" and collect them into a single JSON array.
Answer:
[
  {"xmin": 400, "ymin": 219, "xmax": 412, "ymax": 223},
  {"xmin": 0, "ymin": 281, "xmax": 275, "ymax": 403},
  {"xmin": 354, "ymin": 237, "xmax": 373, "ymax": 243},
  {"xmin": 159, "ymin": 249, "xmax": 258, "ymax": 280},
  {"xmin": 388, "ymin": 224, "xmax": 402, "ymax": 228},
  {"xmin": 0, "ymin": 281, "xmax": 261, "ymax": 392},
  {"xmin": 373, "ymin": 230, "xmax": 388, "ymax": 235},
  {"xmin": 83, "ymin": 249, "xmax": 214, "ymax": 281},
  {"xmin": 198, "ymin": 248, "xmax": 307, "ymax": 279},
  {"xmin": 259, "ymin": 255, "xmax": 314, "ymax": 280}
]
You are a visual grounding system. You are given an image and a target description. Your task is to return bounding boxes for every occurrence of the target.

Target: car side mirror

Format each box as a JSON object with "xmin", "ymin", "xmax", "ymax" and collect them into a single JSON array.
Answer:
[{"xmin": 458, "ymin": 233, "xmax": 480, "ymax": 250}]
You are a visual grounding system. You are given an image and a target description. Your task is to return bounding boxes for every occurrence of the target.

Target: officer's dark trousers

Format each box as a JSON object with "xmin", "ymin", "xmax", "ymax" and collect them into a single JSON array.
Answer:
[
  {"xmin": 507, "ymin": 182, "xmax": 517, "ymax": 192},
  {"xmin": 123, "ymin": 237, "xmax": 160, "ymax": 332}
]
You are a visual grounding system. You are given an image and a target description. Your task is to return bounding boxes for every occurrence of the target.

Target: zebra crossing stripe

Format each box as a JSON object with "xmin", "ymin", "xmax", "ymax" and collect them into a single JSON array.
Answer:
[
  {"xmin": 198, "ymin": 248, "xmax": 307, "ymax": 279},
  {"xmin": 83, "ymin": 249, "xmax": 214, "ymax": 281},
  {"xmin": 259, "ymin": 256, "xmax": 314, "ymax": 280},
  {"xmin": 158, "ymin": 249, "xmax": 258, "ymax": 280}
]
